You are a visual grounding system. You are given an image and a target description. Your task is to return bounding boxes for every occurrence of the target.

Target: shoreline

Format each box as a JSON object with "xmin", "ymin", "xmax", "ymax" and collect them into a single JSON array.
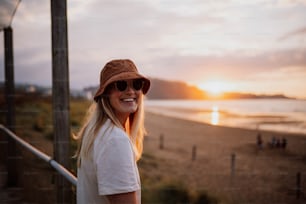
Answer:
[{"xmin": 145, "ymin": 107, "xmax": 306, "ymax": 136}]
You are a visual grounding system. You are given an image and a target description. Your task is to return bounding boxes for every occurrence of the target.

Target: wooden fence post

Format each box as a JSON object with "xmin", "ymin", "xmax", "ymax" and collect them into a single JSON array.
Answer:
[
  {"xmin": 159, "ymin": 134, "xmax": 164, "ymax": 150},
  {"xmin": 192, "ymin": 145, "xmax": 197, "ymax": 161},
  {"xmin": 51, "ymin": 0, "xmax": 71, "ymax": 203},
  {"xmin": 4, "ymin": 26, "xmax": 20, "ymax": 187},
  {"xmin": 230, "ymin": 153, "xmax": 236, "ymax": 184},
  {"xmin": 296, "ymin": 172, "xmax": 301, "ymax": 199}
]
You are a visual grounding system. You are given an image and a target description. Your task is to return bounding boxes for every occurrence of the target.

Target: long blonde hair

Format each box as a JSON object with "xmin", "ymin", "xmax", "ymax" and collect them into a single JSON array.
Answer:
[{"xmin": 73, "ymin": 94, "xmax": 146, "ymax": 167}]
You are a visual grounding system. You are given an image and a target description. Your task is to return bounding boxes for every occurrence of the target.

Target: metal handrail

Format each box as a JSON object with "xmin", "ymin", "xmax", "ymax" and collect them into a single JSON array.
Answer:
[{"xmin": 0, "ymin": 124, "xmax": 77, "ymax": 186}]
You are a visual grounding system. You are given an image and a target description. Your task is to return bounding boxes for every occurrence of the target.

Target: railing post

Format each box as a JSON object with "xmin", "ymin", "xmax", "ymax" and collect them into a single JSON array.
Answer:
[
  {"xmin": 4, "ymin": 26, "xmax": 20, "ymax": 187},
  {"xmin": 50, "ymin": 0, "xmax": 71, "ymax": 203}
]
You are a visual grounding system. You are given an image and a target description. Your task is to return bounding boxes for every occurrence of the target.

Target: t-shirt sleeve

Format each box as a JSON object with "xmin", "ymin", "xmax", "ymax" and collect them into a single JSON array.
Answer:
[{"xmin": 95, "ymin": 133, "xmax": 140, "ymax": 195}]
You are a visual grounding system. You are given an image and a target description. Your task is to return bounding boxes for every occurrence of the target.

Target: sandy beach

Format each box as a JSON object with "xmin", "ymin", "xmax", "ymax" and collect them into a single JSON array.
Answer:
[
  {"xmin": 1, "ymin": 105, "xmax": 305, "ymax": 203},
  {"xmin": 140, "ymin": 111, "xmax": 306, "ymax": 204}
]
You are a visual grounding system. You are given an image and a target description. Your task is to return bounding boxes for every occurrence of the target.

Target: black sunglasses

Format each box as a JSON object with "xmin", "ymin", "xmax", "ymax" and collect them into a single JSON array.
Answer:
[{"xmin": 114, "ymin": 79, "xmax": 144, "ymax": 92}]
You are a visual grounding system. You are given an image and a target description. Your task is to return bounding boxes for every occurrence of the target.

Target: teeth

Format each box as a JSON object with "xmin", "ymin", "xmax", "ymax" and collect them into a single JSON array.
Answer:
[{"xmin": 122, "ymin": 98, "xmax": 134, "ymax": 102}]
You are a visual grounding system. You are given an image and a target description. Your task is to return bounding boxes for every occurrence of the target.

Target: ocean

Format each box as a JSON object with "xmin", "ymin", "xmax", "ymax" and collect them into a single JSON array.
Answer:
[{"xmin": 144, "ymin": 99, "xmax": 306, "ymax": 135}]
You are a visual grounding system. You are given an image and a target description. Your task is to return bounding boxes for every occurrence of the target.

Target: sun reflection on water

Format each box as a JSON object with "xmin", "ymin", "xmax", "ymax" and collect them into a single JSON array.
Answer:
[{"xmin": 211, "ymin": 105, "xmax": 219, "ymax": 125}]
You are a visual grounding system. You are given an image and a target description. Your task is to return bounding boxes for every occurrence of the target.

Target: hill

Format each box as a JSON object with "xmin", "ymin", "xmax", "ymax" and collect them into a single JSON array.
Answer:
[
  {"xmin": 146, "ymin": 78, "xmax": 207, "ymax": 99},
  {"xmin": 146, "ymin": 78, "xmax": 292, "ymax": 100}
]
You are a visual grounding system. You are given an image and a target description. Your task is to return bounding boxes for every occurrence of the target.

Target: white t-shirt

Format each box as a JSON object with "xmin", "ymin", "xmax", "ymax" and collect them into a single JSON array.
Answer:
[{"xmin": 77, "ymin": 119, "xmax": 141, "ymax": 204}]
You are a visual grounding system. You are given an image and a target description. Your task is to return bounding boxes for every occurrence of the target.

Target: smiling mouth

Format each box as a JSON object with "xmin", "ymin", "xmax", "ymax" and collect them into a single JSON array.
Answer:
[{"xmin": 121, "ymin": 98, "xmax": 136, "ymax": 102}]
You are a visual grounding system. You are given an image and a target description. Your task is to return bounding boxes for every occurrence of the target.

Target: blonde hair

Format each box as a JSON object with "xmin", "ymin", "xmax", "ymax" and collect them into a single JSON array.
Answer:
[{"xmin": 73, "ymin": 94, "xmax": 146, "ymax": 167}]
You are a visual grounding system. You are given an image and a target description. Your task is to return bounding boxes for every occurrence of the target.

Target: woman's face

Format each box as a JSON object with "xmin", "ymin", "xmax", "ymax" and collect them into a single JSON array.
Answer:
[{"xmin": 108, "ymin": 79, "xmax": 143, "ymax": 123}]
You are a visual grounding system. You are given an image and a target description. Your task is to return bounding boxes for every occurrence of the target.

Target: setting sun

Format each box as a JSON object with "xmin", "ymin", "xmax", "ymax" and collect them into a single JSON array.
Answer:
[{"xmin": 198, "ymin": 80, "xmax": 231, "ymax": 96}]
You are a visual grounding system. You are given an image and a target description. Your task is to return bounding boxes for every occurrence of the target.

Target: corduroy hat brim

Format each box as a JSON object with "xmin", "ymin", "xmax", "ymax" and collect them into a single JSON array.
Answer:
[{"xmin": 93, "ymin": 59, "xmax": 150, "ymax": 102}]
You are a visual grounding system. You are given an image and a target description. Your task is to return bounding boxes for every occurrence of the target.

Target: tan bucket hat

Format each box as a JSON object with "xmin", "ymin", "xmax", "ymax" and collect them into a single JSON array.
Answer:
[{"xmin": 94, "ymin": 59, "xmax": 150, "ymax": 102}]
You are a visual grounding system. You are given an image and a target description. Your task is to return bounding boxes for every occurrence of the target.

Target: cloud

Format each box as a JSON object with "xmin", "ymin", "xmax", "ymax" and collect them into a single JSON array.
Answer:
[
  {"xmin": 278, "ymin": 0, "xmax": 306, "ymax": 6},
  {"xmin": 0, "ymin": 0, "xmax": 305, "ymax": 98},
  {"xmin": 144, "ymin": 48, "xmax": 306, "ymax": 81},
  {"xmin": 278, "ymin": 26, "xmax": 306, "ymax": 41}
]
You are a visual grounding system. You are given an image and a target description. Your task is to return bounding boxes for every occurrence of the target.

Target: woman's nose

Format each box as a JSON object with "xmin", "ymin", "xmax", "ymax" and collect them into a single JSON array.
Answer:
[{"xmin": 125, "ymin": 84, "xmax": 135, "ymax": 93}]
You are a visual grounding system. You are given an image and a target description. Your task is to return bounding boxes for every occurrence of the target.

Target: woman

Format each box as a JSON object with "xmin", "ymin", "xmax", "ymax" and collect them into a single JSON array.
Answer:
[{"xmin": 74, "ymin": 59, "xmax": 150, "ymax": 204}]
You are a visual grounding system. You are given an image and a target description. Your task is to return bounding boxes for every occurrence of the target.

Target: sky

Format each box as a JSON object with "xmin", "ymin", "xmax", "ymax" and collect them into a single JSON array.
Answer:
[{"xmin": 0, "ymin": 0, "xmax": 306, "ymax": 98}]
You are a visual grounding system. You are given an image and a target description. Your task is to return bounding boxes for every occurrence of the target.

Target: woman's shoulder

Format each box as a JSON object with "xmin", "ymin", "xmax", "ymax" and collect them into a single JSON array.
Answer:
[{"xmin": 96, "ymin": 119, "xmax": 129, "ymax": 143}]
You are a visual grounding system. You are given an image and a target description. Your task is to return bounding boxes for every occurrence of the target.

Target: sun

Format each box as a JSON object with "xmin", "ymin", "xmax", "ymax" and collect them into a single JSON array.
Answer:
[{"xmin": 198, "ymin": 80, "xmax": 229, "ymax": 96}]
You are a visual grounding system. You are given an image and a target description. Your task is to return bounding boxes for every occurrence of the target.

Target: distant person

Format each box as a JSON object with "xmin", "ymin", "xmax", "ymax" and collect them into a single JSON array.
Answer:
[
  {"xmin": 281, "ymin": 137, "xmax": 287, "ymax": 149},
  {"xmin": 257, "ymin": 132, "xmax": 263, "ymax": 150},
  {"xmin": 270, "ymin": 136, "xmax": 277, "ymax": 148},
  {"xmin": 74, "ymin": 59, "xmax": 150, "ymax": 204},
  {"xmin": 276, "ymin": 138, "xmax": 281, "ymax": 148}
]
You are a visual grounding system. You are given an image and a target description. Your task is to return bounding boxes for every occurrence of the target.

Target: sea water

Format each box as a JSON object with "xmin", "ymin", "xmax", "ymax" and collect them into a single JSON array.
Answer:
[{"xmin": 145, "ymin": 99, "xmax": 306, "ymax": 135}]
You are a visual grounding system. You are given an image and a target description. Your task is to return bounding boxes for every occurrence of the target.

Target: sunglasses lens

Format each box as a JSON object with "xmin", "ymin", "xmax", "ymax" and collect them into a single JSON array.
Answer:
[
  {"xmin": 115, "ymin": 81, "xmax": 127, "ymax": 91},
  {"xmin": 133, "ymin": 79, "xmax": 144, "ymax": 91},
  {"xmin": 114, "ymin": 79, "xmax": 144, "ymax": 92}
]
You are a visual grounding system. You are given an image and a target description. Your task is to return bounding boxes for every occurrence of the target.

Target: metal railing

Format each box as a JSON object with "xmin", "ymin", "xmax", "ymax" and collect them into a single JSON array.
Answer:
[{"xmin": 0, "ymin": 124, "xmax": 77, "ymax": 186}]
